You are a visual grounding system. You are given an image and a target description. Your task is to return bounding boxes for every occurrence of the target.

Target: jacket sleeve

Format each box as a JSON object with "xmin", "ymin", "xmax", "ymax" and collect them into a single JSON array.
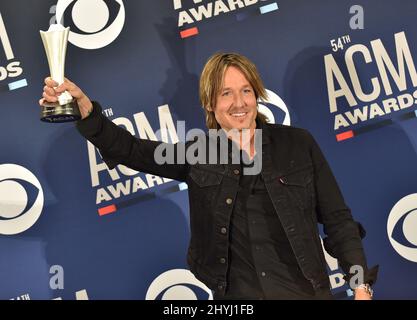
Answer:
[
  {"xmin": 305, "ymin": 130, "xmax": 379, "ymax": 286},
  {"xmin": 76, "ymin": 101, "xmax": 189, "ymax": 182}
]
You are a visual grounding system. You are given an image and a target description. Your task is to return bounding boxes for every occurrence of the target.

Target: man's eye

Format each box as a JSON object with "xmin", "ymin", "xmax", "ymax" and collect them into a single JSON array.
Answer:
[{"xmin": 222, "ymin": 92, "xmax": 230, "ymax": 96}]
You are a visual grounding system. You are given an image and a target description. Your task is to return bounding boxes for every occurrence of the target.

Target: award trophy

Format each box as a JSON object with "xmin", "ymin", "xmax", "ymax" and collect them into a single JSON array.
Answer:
[{"xmin": 39, "ymin": 24, "xmax": 81, "ymax": 122}]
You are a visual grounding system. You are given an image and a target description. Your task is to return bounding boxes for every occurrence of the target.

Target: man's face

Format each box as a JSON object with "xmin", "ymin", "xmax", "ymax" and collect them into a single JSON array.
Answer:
[{"xmin": 213, "ymin": 66, "xmax": 258, "ymax": 132}]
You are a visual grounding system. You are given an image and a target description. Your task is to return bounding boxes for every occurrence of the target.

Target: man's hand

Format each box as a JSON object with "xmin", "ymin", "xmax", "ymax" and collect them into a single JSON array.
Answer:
[
  {"xmin": 354, "ymin": 287, "xmax": 372, "ymax": 300},
  {"xmin": 39, "ymin": 77, "xmax": 93, "ymax": 120}
]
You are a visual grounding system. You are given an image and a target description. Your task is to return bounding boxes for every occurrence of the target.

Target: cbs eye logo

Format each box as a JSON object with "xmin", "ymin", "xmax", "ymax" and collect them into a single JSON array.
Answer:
[
  {"xmin": 0, "ymin": 164, "xmax": 44, "ymax": 235},
  {"xmin": 258, "ymin": 89, "xmax": 291, "ymax": 126},
  {"xmin": 387, "ymin": 194, "xmax": 417, "ymax": 262},
  {"xmin": 55, "ymin": 0, "xmax": 125, "ymax": 50},
  {"xmin": 146, "ymin": 269, "xmax": 213, "ymax": 300}
]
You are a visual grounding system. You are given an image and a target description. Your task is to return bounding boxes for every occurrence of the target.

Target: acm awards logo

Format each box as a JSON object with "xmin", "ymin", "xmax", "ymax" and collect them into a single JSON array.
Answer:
[
  {"xmin": 53, "ymin": 0, "xmax": 125, "ymax": 49},
  {"xmin": 387, "ymin": 194, "xmax": 417, "ymax": 263},
  {"xmin": 174, "ymin": 0, "xmax": 259, "ymax": 26},
  {"xmin": 0, "ymin": 164, "xmax": 44, "ymax": 235},
  {"xmin": 0, "ymin": 12, "xmax": 27, "ymax": 91},
  {"xmin": 173, "ymin": 0, "xmax": 279, "ymax": 38},
  {"xmin": 10, "ymin": 289, "xmax": 89, "ymax": 300}
]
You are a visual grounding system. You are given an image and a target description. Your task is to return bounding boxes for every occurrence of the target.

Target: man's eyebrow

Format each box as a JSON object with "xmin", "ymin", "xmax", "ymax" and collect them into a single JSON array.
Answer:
[{"xmin": 221, "ymin": 84, "xmax": 251, "ymax": 91}]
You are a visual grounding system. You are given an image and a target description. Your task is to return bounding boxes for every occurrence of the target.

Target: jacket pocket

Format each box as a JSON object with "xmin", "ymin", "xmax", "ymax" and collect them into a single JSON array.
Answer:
[
  {"xmin": 189, "ymin": 166, "xmax": 223, "ymax": 187},
  {"xmin": 188, "ymin": 166, "xmax": 224, "ymax": 210},
  {"xmin": 278, "ymin": 163, "xmax": 313, "ymax": 209}
]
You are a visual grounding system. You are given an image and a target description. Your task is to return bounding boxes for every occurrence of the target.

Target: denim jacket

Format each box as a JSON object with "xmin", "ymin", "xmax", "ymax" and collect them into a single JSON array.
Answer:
[{"xmin": 77, "ymin": 102, "xmax": 378, "ymax": 297}]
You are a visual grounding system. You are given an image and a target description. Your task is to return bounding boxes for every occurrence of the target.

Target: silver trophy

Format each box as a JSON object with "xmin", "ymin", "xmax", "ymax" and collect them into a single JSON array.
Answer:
[{"xmin": 40, "ymin": 24, "xmax": 80, "ymax": 122}]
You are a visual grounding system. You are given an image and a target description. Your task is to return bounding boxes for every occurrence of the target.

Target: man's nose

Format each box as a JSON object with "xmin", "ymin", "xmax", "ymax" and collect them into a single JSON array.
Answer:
[{"xmin": 233, "ymin": 92, "xmax": 244, "ymax": 107}]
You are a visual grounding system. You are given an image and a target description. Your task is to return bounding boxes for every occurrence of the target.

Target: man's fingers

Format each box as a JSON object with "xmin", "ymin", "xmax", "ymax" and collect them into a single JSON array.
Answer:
[
  {"xmin": 65, "ymin": 81, "xmax": 84, "ymax": 99},
  {"xmin": 42, "ymin": 92, "xmax": 58, "ymax": 102},
  {"xmin": 53, "ymin": 79, "xmax": 78, "ymax": 96},
  {"xmin": 44, "ymin": 77, "xmax": 80, "ymax": 96},
  {"xmin": 54, "ymin": 84, "xmax": 67, "ymax": 94},
  {"xmin": 42, "ymin": 77, "xmax": 85, "ymax": 102},
  {"xmin": 43, "ymin": 85, "xmax": 56, "ymax": 96},
  {"xmin": 44, "ymin": 77, "xmax": 58, "ymax": 87},
  {"xmin": 63, "ymin": 77, "xmax": 77, "ymax": 87},
  {"xmin": 39, "ymin": 98, "xmax": 44, "ymax": 106}
]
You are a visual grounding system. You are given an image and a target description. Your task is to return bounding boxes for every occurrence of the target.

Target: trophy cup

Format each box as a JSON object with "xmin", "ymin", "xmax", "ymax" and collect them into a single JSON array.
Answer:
[{"xmin": 39, "ymin": 24, "xmax": 81, "ymax": 122}]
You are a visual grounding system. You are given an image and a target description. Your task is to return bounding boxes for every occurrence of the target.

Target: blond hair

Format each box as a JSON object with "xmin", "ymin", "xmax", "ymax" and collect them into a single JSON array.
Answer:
[{"xmin": 199, "ymin": 52, "xmax": 269, "ymax": 129}]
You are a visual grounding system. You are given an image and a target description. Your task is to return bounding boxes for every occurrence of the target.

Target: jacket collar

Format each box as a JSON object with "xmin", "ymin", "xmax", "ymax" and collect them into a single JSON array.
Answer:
[{"xmin": 255, "ymin": 117, "xmax": 271, "ymax": 145}]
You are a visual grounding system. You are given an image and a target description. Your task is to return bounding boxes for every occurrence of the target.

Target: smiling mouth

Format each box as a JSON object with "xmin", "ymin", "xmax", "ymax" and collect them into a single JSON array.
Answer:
[{"xmin": 229, "ymin": 112, "xmax": 248, "ymax": 118}]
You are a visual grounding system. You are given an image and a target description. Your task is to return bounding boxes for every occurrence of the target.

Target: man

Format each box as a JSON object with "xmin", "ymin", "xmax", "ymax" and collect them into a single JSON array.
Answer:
[{"xmin": 40, "ymin": 52, "xmax": 377, "ymax": 300}]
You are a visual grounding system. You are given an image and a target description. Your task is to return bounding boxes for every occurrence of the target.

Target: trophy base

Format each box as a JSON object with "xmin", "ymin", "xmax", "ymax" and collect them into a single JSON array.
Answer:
[{"xmin": 40, "ymin": 100, "xmax": 81, "ymax": 123}]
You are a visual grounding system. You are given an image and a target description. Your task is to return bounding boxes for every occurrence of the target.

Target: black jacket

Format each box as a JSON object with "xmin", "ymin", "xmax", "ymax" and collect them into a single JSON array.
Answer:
[{"xmin": 77, "ymin": 102, "xmax": 378, "ymax": 297}]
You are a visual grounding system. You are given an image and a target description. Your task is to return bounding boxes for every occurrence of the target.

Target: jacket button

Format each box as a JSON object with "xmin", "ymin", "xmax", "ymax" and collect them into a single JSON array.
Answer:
[
  {"xmin": 218, "ymin": 285, "xmax": 224, "ymax": 290},
  {"xmin": 233, "ymin": 169, "xmax": 240, "ymax": 175},
  {"xmin": 220, "ymin": 227, "xmax": 227, "ymax": 234},
  {"xmin": 261, "ymin": 272, "xmax": 266, "ymax": 277},
  {"xmin": 220, "ymin": 257, "xmax": 226, "ymax": 264},
  {"xmin": 226, "ymin": 198, "xmax": 233, "ymax": 205},
  {"xmin": 279, "ymin": 177, "xmax": 287, "ymax": 184}
]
